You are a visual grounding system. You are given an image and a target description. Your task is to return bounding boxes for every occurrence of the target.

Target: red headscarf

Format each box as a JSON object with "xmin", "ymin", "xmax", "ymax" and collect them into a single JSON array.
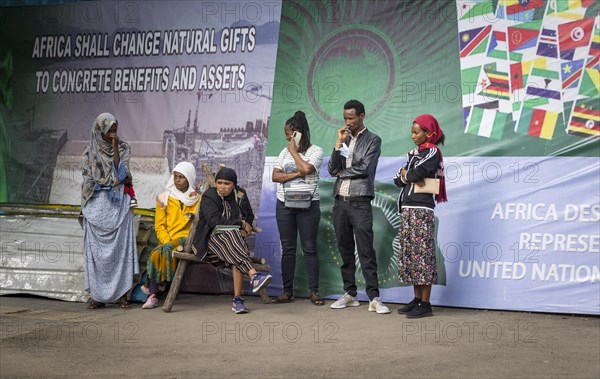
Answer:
[{"xmin": 414, "ymin": 114, "xmax": 447, "ymax": 203}]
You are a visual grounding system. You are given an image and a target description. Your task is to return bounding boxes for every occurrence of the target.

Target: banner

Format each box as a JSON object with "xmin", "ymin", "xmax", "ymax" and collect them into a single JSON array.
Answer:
[
  {"xmin": 258, "ymin": 0, "xmax": 599, "ymax": 314},
  {"xmin": 0, "ymin": 0, "xmax": 281, "ymax": 296},
  {"xmin": 0, "ymin": 0, "xmax": 280, "ymax": 209},
  {"xmin": 1, "ymin": 0, "xmax": 598, "ymax": 314}
]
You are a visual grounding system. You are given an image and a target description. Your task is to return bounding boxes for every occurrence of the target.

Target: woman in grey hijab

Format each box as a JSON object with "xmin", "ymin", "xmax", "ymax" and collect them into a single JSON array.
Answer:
[{"xmin": 81, "ymin": 113, "xmax": 139, "ymax": 309}]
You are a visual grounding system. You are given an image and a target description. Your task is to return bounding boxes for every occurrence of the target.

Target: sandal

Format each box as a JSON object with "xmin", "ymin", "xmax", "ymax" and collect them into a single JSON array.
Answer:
[
  {"xmin": 270, "ymin": 293, "xmax": 295, "ymax": 303},
  {"xmin": 88, "ymin": 299, "xmax": 105, "ymax": 310},
  {"xmin": 310, "ymin": 292, "xmax": 325, "ymax": 306},
  {"xmin": 119, "ymin": 295, "xmax": 130, "ymax": 310}
]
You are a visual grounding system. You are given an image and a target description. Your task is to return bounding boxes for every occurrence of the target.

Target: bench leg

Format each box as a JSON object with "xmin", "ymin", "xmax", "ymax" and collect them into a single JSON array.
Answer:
[
  {"xmin": 258, "ymin": 288, "xmax": 271, "ymax": 304},
  {"xmin": 162, "ymin": 260, "xmax": 189, "ymax": 312}
]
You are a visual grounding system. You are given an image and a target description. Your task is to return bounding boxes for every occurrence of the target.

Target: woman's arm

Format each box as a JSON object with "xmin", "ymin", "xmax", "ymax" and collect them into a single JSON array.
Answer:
[
  {"xmin": 272, "ymin": 168, "xmax": 303, "ymax": 183},
  {"xmin": 287, "ymin": 139, "xmax": 315, "ymax": 176},
  {"xmin": 154, "ymin": 199, "xmax": 171, "ymax": 245},
  {"xmin": 405, "ymin": 148, "xmax": 440, "ymax": 183}
]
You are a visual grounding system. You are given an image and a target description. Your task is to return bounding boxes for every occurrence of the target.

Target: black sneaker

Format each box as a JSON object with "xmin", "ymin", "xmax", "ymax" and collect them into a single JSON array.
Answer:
[
  {"xmin": 397, "ymin": 297, "xmax": 421, "ymax": 314},
  {"xmin": 406, "ymin": 301, "xmax": 433, "ymax": 318}
]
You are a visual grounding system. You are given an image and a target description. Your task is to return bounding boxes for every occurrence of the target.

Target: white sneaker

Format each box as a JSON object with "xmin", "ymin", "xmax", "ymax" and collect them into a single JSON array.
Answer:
[
  {"xmin": 142, "ymin": 294, "xmax": 158, "ymax": 309},
  {"xmin": 368, "ymin": 297, "xmax": 390, "ymax": 314},
  {"xmin": 330, "ymin": 293, "xmax": 360, "ymax": 309}
]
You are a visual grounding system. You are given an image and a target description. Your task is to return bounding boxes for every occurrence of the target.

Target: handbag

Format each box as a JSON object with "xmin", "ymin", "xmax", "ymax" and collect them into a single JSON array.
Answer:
[
  {"xmin": 414, "ymin": 178, "xmax": 440, "ymax": 194},
  {"xmin": 284, "ymin": 190, "xmax": 313, "ymax": 209}
]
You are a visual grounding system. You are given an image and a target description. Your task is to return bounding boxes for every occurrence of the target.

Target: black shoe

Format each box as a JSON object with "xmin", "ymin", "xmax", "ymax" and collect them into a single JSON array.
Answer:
[
  {"xmin": 397, "ymin": 297, "xmax": 421, "ymax": 314},
  {"xmin": 406, "ymin": 301, "xmax": 433, "ymax": 318}
]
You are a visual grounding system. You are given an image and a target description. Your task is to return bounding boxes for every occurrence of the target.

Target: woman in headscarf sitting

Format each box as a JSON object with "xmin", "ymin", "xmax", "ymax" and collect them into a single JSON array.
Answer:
[
  {"xmin": 192, "ymin": 167, "xmax": 272, "ymax": 314},
  {"xmin": 81, "ymin": 113, "xmax": 139, "ymax": 310},
  {"xmin": 142, "ymin": 161, "xmax": 200, "ymax": 309}
]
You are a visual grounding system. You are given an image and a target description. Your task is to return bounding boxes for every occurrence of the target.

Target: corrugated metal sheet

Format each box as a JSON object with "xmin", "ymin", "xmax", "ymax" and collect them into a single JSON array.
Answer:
[{"xmin": 0, "ymin": 204, "xmax": 155, "ymax": 302}]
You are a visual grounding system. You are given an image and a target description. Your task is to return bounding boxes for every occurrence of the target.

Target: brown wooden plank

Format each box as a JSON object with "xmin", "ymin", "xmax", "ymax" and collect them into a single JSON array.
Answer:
[{"xmin": 161, "ymin": 259, "xmax": 188, "ymax": 312}]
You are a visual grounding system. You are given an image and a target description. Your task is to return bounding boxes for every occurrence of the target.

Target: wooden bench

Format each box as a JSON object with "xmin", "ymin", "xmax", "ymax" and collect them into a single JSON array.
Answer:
[{"xmin": 162, "ymin": 164, "xmax": 270, "ymax": 312}]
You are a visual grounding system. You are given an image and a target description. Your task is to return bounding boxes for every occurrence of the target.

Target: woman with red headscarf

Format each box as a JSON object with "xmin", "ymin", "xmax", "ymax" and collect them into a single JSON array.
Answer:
[{"xmin": 393, "ymin": 114, "xmax": 447, "ymax": 318}]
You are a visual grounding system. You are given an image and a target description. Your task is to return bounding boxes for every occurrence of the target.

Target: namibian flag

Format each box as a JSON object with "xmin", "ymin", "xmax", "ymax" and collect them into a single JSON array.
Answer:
[
  {"xmin": 568, "ymin": 98, "xmax": 600, "ymax": 138},
  {"xmin": 459, "ymin": 25, "xmax": 492, "ymax": 58}
]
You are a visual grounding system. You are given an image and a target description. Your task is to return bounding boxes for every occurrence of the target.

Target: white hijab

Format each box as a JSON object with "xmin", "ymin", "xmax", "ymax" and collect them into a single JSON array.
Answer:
[{"xmin": 158, "ymin": 162, "xmax": 199, "ymax": 207}]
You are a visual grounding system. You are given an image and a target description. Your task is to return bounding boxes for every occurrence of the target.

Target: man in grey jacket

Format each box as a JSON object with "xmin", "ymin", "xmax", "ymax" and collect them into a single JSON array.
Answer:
[{"xmin": 327, "ymin": 99, "xmax": 390, "ymax": 314}]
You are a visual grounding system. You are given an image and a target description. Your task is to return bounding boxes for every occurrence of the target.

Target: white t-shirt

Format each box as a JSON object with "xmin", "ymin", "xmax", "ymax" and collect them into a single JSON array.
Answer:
[{"xmin": 274, "ymin": 144, "xmax": 324, "ymax": 202}]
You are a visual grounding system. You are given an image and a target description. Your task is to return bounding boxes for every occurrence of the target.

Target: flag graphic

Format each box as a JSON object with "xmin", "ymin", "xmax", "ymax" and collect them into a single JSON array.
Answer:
[
  {"xmin": 578, "ymin": 57, "xmax": 600, "ymax": 98},
  {"xmin": 525, "ymin": 58, "xmax": 562, "ymax": 100},
  {"xmin": 480, "ymin": 64, "xmax": 510, "ymax": 100},
  {"xmin": 589, "ymin": 27, "xmax": 600, "ymax": 60},
  {"xmin": 508, "ymin": 26, "xmax": 540, "ymax": 51},
  {"xmin": 466, "ymin": 103, "xmax": 509, "ymax": 139},
  {"xmin": 460, "ymin": 25, "xmax": 492, "ymax": 57},
  {"xmin": 567, "ymin": 97, "xmax": 600, "ymax": 138},
  {"xmin": 510, "ymin": 62, "xmax": 524, "ymax": 91},
  {"xmin": 558, "ymin": 17, "xmax": 595, "ymax": 59},
  {"xmin": 561, "ymin": 59, "xmax": 585, "ymax": 89},
  {"xmin": 461, "ymin": 66, "xmax": 483, "ymax": 96},
  {"xmin": 506, "ymin": 0, "xmax": 545, "ymax": 22},
  {"xmin": 546, "ymin": 0, "xmax": 591, "ymax": 20},
  {"xmin": 519, "ymin": 107, "xmax": 560, "ymax": 139},
  {"xmin": 537, "ymin": 28, "xmax": 558, "ymax": 58},
  {"xmin": 457, "ymin": 0, "xmax": 495, "ymax": 21},
  {"xmin": 488, "ymin": 30, "xmax": 508, "ymax": 59},
  {"xmin": 550, "ymin": 0, "xmax": 597, "ymax": 12}
]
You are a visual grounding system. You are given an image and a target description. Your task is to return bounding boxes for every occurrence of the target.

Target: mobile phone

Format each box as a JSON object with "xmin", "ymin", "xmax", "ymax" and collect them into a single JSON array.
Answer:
[{"xmin": 293, "ymin": 131, "xmax": 302, "ymax": 145}]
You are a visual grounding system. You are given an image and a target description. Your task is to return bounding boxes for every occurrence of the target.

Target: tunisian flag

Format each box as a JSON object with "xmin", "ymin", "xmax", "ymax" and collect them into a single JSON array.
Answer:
[{"xmin": 558, "ymin": 17, "xmax": 595, "ymax": 52}]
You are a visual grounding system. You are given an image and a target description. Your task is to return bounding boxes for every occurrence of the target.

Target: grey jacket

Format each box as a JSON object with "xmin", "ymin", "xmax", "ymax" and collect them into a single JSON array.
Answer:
[{"xmin": 327, "ymin": 128, "xmax": 381, "ymax": 199}]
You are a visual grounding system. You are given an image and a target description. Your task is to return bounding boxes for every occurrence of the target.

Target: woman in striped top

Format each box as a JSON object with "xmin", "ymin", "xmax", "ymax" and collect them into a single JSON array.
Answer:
[{"xmin": 271, "ymin": 111, "xmax": 325, "ymax": 306}]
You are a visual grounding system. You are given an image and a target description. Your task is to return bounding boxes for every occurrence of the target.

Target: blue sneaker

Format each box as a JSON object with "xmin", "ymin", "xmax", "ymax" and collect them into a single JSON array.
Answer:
[
  {"xmin": 251, "ymin": 272, "xmax": 272, "ymax": 293},
  {"xmin": 232, "ymin": 297, "xmax": 248, "ymax": 314}
]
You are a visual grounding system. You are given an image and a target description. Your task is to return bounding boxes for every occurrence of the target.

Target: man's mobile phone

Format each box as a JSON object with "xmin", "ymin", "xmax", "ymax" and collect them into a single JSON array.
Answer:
[{"xmin": 293, "ymin": 131, "xmax": 302, "ymax": 145}]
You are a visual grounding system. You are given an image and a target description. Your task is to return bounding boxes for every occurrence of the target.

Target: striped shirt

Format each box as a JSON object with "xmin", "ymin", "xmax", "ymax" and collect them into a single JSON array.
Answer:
[{"xmin": 275, "ymin": 144, "xmax": 324, "ymax": 202}]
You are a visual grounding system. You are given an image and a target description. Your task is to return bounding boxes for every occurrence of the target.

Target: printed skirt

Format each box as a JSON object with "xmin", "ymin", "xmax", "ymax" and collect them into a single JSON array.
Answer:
[
  {"xmin": 146, "ymin": 237, "xmax": 186, "ymax": 284},
  {"xmin": 397, "ymin": 207, "xmax": 438, "ymax": 285}
]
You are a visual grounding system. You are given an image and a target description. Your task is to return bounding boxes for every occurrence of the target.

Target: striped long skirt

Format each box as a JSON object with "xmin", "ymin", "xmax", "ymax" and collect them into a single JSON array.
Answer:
[{"xmin": 203, "ymin": 230, "xmax": 254, "ymax": 274}]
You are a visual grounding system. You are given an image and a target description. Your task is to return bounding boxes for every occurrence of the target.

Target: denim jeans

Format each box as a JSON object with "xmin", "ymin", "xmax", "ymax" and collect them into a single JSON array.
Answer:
[{"xmin": 275, "ymin": 199, "xmax": 321, "ymax": 294}]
